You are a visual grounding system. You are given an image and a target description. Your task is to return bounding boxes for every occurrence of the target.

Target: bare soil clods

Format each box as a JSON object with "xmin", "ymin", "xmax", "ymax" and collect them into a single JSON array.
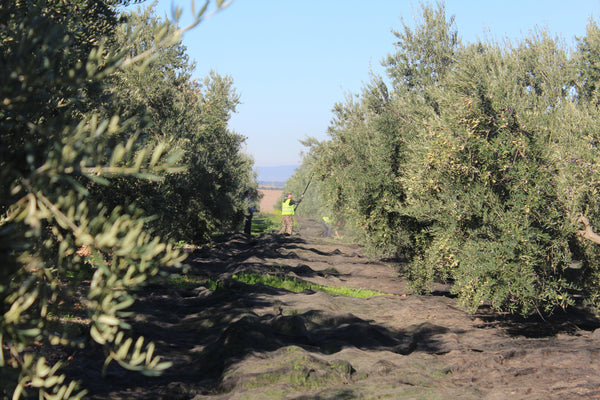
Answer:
[{"xmin": 69, "ymin": 217, "xmax": 600, "ymax": 399}]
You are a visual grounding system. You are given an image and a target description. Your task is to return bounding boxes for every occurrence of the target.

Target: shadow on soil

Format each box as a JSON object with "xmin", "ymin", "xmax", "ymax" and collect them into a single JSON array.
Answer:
[
  {"xmin": 72, "ymin": 282, "xmax": 451, "ymax": 397},
  {"xmin": 63, "ymin": 229, "xmax": 600, "ymax": 399},
  {"xmin": 473, "ymin": 303, "xmax": 600, "ymax": 337}
]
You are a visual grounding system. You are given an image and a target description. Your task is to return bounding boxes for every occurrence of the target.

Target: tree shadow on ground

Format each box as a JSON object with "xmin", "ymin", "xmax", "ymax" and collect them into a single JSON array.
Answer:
[
  {"xmin": 472, "ymin": 303, "xmax": 600, "ymax": 337},
  {"xmin": 192, "ymin": 233, "xmax": 305, "ymax": 263},
  {"xmin": 291, "ymin": 390, "xmax": 356, "ymax": 400},
  {"xmin": 68, "ymin": 273, "xmax": 454, "ymax": 399},
  {"xmin": 188, "ymin": 233, "xmax": 352, "ymax": 282},
  {"xmin": 64, "ymin": 230, "xmax": 600, "ymax": 399}
]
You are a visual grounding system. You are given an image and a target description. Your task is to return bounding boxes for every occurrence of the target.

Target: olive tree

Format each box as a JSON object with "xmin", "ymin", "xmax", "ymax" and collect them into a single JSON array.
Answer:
[
  {"xmin": 95, "ymin": 4, "xmax": 255, "ymax": 243},
  {"xmin": 0, "ymin": 0, "xmax": 230, "ymax": 398},
  {"xmin": 309, "ymin": 2, "xmax": 600, "ymax": 316}
]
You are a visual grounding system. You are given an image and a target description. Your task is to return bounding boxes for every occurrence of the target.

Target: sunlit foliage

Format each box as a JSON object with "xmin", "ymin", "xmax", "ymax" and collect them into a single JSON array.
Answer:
[
  {"xmin": 0, "ymin": 0, "xmax": 251, "ymax": 398},
  {"xmin": 307, "ymin": 2, "xmax": 600, "ymax": 316}
]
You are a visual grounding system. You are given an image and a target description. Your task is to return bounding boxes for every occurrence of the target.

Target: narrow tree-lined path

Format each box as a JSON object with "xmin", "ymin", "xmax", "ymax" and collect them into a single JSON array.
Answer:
[{"xmin": 72, "ymin": 217, "xmax": 600, "ymax": 399}]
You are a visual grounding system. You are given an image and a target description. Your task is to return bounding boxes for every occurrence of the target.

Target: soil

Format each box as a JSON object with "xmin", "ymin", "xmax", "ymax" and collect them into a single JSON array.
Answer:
[
  {"xmin": 63, "ymin": 217, "xmax": 600, "ymax": 399},
  {"xmin": 258, "ymin": 189, "xmax": 283, "ymax": 213}
]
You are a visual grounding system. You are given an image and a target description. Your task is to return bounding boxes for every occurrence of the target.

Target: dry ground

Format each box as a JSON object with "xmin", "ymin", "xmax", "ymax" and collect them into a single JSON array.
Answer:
[
  {"xmin": 63, "ymin": 217, "xmax": 600, "ymax": 399},
  {"xmin": 258, "ymin": 189, "xmax": 283, "ymax": 213}
]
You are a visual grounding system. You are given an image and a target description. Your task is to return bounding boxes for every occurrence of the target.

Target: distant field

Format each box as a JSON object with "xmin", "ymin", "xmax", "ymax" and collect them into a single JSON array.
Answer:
[
  {"xmin": 258, "ymin": 182, "xmax": 286, "ymax": 189},
  {"xmin": 258, "ymin": 188, "xmax": 282, "ymax": 213}
]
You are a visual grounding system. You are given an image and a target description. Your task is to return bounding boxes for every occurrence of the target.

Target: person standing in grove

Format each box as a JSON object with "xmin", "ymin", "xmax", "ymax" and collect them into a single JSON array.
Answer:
[
  {"xmin": 321, "ymin": 216, "xmax": 333, "ymax": 237},
  {"xmin": 280, "ymin": 192, "xmax": 303, "ymax": 235},
  {"xmin": 244, "ymin": 190, "xmax": 257, "ymax": 235}
]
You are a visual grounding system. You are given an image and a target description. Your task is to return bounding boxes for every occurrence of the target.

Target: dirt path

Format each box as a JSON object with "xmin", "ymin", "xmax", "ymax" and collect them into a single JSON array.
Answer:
[{"xmin": 69, "ymin": 217, "xmax": 600, "ymax": 399}]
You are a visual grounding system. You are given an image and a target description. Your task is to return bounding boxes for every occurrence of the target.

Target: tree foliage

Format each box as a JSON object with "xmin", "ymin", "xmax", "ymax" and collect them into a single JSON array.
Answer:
[
  {"xmin": 307, "ymin": 2, "xmax": 600, "ymax": 316},
  {"xmin": 0, "ymin": 0, "xmax": 248, "ymax": 398},
  {"xmin": 94, "ymin": 4, "xmax": 255, "ymax": 242}
]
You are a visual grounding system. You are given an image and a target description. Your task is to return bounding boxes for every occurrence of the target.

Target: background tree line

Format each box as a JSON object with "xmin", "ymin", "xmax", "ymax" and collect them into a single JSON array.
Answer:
[
  {"xmin": 1, "ymin": 0, "xmax": 254, "ymax": 398},
  {"xmin": 290, "ymin": 2, "xmax": 600, "ymax": 317}
]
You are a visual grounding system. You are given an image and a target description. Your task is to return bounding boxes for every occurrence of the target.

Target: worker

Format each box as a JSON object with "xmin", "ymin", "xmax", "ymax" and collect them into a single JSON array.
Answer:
[
  {"xmin": 244, "ymin": 190, "xmax": 257, "ymax": 235},
  {"xmin": 280, "ymin": 192, "xmax": 303, "ymax": 235},
  {"xmin": 322, "ymin": 216, "xmax": 333, "ymax": 237}
]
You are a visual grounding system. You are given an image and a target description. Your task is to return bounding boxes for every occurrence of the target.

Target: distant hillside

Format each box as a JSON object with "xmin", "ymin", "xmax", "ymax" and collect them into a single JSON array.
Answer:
[{"xmin": 256, "ymin": 165, "xmax": 298, "ymax": 187}]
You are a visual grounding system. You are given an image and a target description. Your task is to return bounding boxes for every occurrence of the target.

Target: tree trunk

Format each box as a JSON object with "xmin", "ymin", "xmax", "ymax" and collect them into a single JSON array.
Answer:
[{"xmin": 577, "ymin": 216, "xmax": 600, "ymax": 245}]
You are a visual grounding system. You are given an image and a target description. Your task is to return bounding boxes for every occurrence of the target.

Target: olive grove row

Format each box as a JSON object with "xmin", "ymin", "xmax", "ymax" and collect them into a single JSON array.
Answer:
[
  {"xmin": 1, "ymin": 1, "xmax": 254, "ymax": 398},
  {"xmin": 288, "ymin": 3, "xmax": 600, "ymax": 317}
]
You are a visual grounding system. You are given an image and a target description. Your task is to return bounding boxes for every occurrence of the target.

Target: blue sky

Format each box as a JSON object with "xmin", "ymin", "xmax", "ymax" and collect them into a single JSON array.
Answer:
[{"xmin": 148, "ymin": 0, "xmax": 600, "ymax": 167}]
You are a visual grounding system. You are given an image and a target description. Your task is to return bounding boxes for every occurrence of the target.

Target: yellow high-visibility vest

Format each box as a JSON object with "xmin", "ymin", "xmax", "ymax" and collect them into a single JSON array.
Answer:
[{"xmin": 282, "ymin": 199, "xmax": 294, "ymax": 215}]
